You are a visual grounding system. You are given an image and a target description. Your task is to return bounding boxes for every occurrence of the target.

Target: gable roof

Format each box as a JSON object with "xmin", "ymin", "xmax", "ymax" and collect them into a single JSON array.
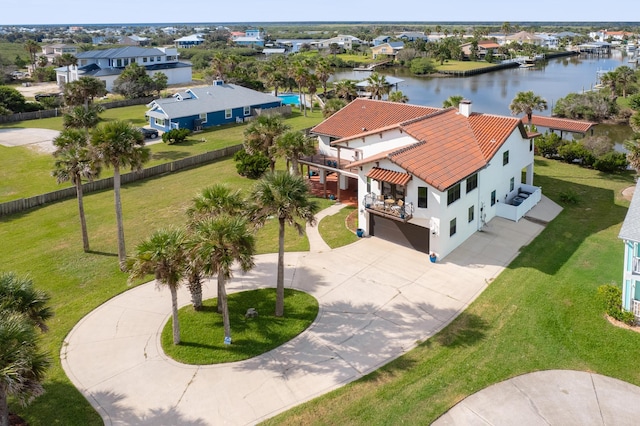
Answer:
[
  {"xmin": 527, "ymin": 115, "xmax": 596, "ymax": 134},
  {"xmin": 619, "ymin": 180, "xmax": 640, "ymax": 242},
  {"xmin": 311, "ymin": 98, "xmax": 439, "ymax": 139},
  {"xmin": 76, "ymin": 46, "xmax": 165, "ymax": 59},
  {"xmin": 147, "ymin": 83, "xmax": 281, "ymax": 119}
]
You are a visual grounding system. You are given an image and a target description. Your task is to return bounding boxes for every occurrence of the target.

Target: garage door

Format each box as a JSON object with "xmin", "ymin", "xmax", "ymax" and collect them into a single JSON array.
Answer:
[{"xmin": 369, "ymin": 215, "xmax": 430, "ymax": 253}]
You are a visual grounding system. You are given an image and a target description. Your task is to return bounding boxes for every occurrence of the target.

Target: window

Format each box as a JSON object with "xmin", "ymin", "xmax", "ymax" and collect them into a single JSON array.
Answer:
[
  {"xmin": 510, "ymin": 177, "xmax": 515, "ymax": 192},
  {"xmin": 468, "ymin": 205, "xmax": 474, "ymax": 223},
  {"xmin": 491, "ymin": 190, "xmax": 496, "ymax": 206},
  {"xmin": 150, "ymin": 56, "xmax": 155, "ymax": 62},
  {"xmin": 466, "ymin": 174, "xmax": 478, "ymax": 193},
  {"xmin": 243, "ymin": 106, "xmax": 251, "ymax": 116},
  {"xmin": 503, "ymin": 150, "xmax": 509, "ymax": 166},
  {"xmin": 447, "ymin": 183, "xmax": 461, "ymax": 206},
  {"xmin": 143, "ymin": 57, "xmax": 148, "ymax": 63},
  {"xmin": 366, "ymin": 177, "xmax": 371, "ymax": 194},
  {"xmin": 225, "ymin": 109, "xmax": 232, "ymax": 119},
  {"xmin": 449, "ymin": 218, "xmax": 457, "ymax": 237},
  {"xmin": 530, "ymin": 139, "xmax": 533, "ymax": 152},
  {"xmin": 155, "ymin": 118, "xmax": 165, "ymax": 127},
  {"xmin": 199, "ymin": 112, "xmax": 207, "ymax": 123},
  {"xmin": 157, "ymin": 56, "xmax": 162, "ymax": 61},
  {"xmin": 418, "ymin": 187, "xmax": 427, "ymax": 208}
]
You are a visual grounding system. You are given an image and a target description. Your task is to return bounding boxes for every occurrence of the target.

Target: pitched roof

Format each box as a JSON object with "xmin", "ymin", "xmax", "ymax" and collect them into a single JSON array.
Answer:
[
  {"xmin": 366, "ymin": 167, "xmax": 412, "ymax": 186},
  {"xmin": 619, "ymin": 180, "xmax": 640, "ymax": 242},
  {"xmin": 311, "ymin": 98, "xmax": 439, "ymax": 139},
  {"xmin": 76, "ymin": 46, "xmax": 165, "ymax": 59},
  {"xmin": 528, "ymin": 115, "xmax": 596, "ymax": 134},
  {"xmin": 147, "ymin": 83, "xmax": 281, "ymax": 119}
]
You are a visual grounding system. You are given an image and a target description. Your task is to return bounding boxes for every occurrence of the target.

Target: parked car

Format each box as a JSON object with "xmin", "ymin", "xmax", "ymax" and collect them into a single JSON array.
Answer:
[
  {"xmin": 138, "ymin": 127, "xmax": 159, "ymax": 139},
  {"xmin": 34, "ymin": 93, "xmax": 62, "ymax": 102}
]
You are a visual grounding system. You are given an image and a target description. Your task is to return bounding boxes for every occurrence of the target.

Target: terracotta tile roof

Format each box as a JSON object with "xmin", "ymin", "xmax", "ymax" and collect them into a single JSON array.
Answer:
[
  {"xmin": 467, "ymin": 113, "xmax": 522, "ymax": 159},
  {"xmin": 527, "ymin": 115, "xmax": 596, "ymax": 134},
  {"xmin": 366, "ymin": 167, "xmax": 412, "ymax": 186},
  {"xmin": 311, "ymin": 98, "xmax": 439, "ymax": 139}
]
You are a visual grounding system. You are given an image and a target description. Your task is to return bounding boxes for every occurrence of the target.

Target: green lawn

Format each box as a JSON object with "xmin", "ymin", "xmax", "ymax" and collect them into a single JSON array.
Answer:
[
  {"xmin": 0, "ymin": 106, "xmax": 323, "ymax": 202},
  {"xmin": 318, "ymin": 206, "xmax": 359, "ymax": 248},
  {"xmin": 263, "ymin": 159, "xmax": 640, "ymax": 425},
  {"xmin": 162, "ymin": 288, "xmax": 319, "ymax": 364},
  {"xmin": 435, "ymin": 60, "xmax": 497, "ymax": 72}
]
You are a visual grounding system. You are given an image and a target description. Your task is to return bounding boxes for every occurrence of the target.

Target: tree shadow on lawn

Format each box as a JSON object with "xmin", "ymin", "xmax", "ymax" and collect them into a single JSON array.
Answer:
[
  {"xmin": 151, "ymin": 150, "xmax": 192, "ymax": 161},
  {"xmin": 513, "ymin": 173, "xmax": 630, "ymax": 276}
]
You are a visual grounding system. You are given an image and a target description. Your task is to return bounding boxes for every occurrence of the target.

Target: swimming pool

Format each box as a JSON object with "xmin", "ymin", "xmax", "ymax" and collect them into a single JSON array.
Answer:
[{"xmin": 278, "ymin": 93, "xmax": 300, "ymax": 106}]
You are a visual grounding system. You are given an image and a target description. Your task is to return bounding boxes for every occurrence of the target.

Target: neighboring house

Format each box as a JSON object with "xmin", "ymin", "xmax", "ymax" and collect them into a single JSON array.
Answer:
[
  {"xmin": 460, "ymin": 41, "xmax": 500, "ymax": 59},
  {"xmin": 373, "ymin": 35, "xmax": 391, "ymax": 46},
  {"xmin": 232, "ymin": 28, "xmax": 265, "ymax": 47},
  {"xmin": 273, "ymin": 39, "xmax": 317, "ymax": 53},
  {"xmin": 262, "ymin": 48, "xmax": 286, "ymax": 57},
  {"xmin": 620, "ymin": 179, "xmax": 640, "ymax": 321},
  {"xmin": 41, "ymin": 43, "xmax": 78, "ymax": 63},
  {"xmin": 310, "ymin": 98, "xmax": 540, "ymax": 258},
  {"xmin": 371, "ymin": 42, "xmax": 404, "ymax": 60},
  {"xmin": 56, "ymin": 46, "xmax": 192, "ymax": 91},
  {"xmin": 505, "ymin": 31, "xmax": 545, "ymax": 46},
  {"xmin": 120, "ymin": 35, "xmax": 150, "ymax": 46},
  {"xmin": 536, "ymin": 33, "xmax": 560, "ymax": 50},
  {"xmin": 397, "ymin": 31, "xmax": 429, "ymax": 42},
  {"xmin": 145, "ymin": 80, "xmax": 285, "ymax": 132},
  {"xmin": 174, "ymin": 34, "xmax": 205, "ymax": 48},
  {"xmin": 313, "ymin": 35, "xmax": 363, "ymax": 51}
]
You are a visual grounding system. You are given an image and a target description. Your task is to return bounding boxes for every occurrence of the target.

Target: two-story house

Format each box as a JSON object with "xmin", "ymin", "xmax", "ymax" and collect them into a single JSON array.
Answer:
[
  {"xmin": 311, "ymin": 98, "xmax": 540, "ymax": 259},
  {"xmin": 620, "ymin": 180, "xmax": 640, "ymax": 321},
  {"xmin": 56, "ymin": 46, "xmax": 192, "ymax": 91}
]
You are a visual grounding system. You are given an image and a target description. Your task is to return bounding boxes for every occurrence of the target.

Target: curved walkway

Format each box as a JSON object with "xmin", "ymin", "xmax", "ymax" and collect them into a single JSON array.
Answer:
[{"xmin": 60, "ymin": 198, "xmax": 601, "ymax": 426}]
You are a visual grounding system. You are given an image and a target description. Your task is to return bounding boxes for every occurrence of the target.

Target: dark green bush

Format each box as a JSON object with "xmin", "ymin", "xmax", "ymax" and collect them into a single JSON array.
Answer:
[
  {"xmin": 593, "ymin": 152, "xmax": 628, "ymax": 172},
  {"xmin": 559, "ymin": 189, "xmax": 579, "ymax": 204},
  {"xmin": 162, "ymin": 128, "xmax": 191, "ymax": 144},
  {"xmin": 558, "ymin": 142, "xmax": 592, "ymax": 164},
  {"xmin": 535, "ymin": 132, "xmax": 563, "ymax": 158},
  {"xmin": 233, "ymin": 149, "xmax": 270, "ymax": 179},
  {"xmin": 597, "ymin": 284, "xmax": 636, "ymax": 325}
]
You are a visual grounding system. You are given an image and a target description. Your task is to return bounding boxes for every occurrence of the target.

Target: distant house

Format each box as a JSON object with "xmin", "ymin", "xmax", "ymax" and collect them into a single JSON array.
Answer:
[
  {"xmin": 120, "ymin": 35, "xmax": 150, "ymax": 46},
  {"xmin": 460, "ymin": 41, "xmax": 500, "ymax": 59},
  {"xmin": 373, "ymin": 35, "xmax": 391, "ymax": 46},
  {"xmin": 232, "ymin": 28, "xmax": 265, "ymax": 47},
  {"xmin": 174, "ymin": 34, "xmax": 205, "ymax": 49},
  {"xmin": 145, "ymin": 80, "xmax": 285, "ymax": 132},
  {"xmin": 505, "ymin": 31, "xmax": 545, "ymax": 46},
  {"xmin": 536, "ymin": 33, "xmax": 559, "ymax": 50},
  {"xmin": 620, "ymin": 180, "xmax": 640, "ymax": 321},
  {"xmin": 56, "ymin": 46, "xmax": 192, "ymax": 91},
  {"xmin": 41, "ymin": 43, "xmax": 78, "ymax": 63},
  {"xmin": 397, "ymin": 31, "xmax": 429, "ymax": 42},
  {"xmin": 371, "ymin": 42, "xmax": 404, "ymax": 60},
  {"xmin": 313, "ymin": 35, "xmax": 363, "ymax": 51}
]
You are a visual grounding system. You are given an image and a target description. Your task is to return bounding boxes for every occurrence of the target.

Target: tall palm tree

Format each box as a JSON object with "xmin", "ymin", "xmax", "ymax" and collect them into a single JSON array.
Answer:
[
  {"xmin": 322, "ymin": 98, "xmax": 346, "ymax": 118},
  {"xmin": 250, "ymin": 172, "xmax": 319, "ymax": 317},
  {"xmin": 315, "ymin": 58, "xmax": 333, "ymax": 99},
  {"xmin": 630, "ymin": 111, "xmax": 640, "ymax": 133},
  {"xmin": 365, "ymin": 72, "xmax": 389, "ymax": 100},
  {"xmin": 333, "ymin": 79, "xmax": 357, "ymax": 101},
  {"xmin": 186, "ymin": 184, "xmax": 246, "ymax": 311},
  {"xmin": 615, "ymin": 66, "xmax": 637, "ymax": 98},
  {"xmin": 63, "ymin": 76, "xmax": 107, "ymax": 111},
  {"xmin": 52, "ymin": 128, "xmax": 101, "ymax": 252},
  {"xmin": 442, "ymin": 95, "xmax": 464, "ymax": 108},
  {"xmin": 0, "ymin": 272, "xmax": 53, "ymax": 333},
  {"xmin": 192, "ymin": 216, "xmax": 255, "ymax": 344},
  {"xmin": 57, "ymin": 53, "xmax": 77, "ymax": 85},
  {"xmin": 274, "ymin": 130, "xmax": 316, "ymax": 175},
  {"xmin": 91, "ymin": 120, "xmax": 150, "ymax": 270},
  {"xmin": 388, "ymin": 91, "xmax": 409, "ymax": 103},
  {"xmin": 128, "ymin": 228, "xmax": 187, "ymax": 345},
  {"xmin": 243, "ymin": 114, "xmax": 291, "ymax": 172},
  {"xmin": 624, "ymin": 137, "xmax": 640, "ymax": 174},
  {"xmin": 63, "ymin": 105, "xmax": 102, "ymax": 130},
  {"xmin": 23, "ymin": 40, "xmax": 39, "ymax": 71},
  {"xmin": 292, "ymin": 61, "xmax": 311, "ymax": 116},
  {"xmin": 509, "ymin": 91, "xmax": 548, "ymax": 124}
]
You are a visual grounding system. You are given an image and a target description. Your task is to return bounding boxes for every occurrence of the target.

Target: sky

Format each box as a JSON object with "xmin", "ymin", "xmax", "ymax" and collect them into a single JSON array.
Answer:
[{"xmin": 2, "ymin": 0, "xmax": 639, "ymax": 26}]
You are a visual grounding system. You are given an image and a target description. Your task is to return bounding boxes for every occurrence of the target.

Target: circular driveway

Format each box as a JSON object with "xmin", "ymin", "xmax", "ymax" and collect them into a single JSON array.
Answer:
[{"xmin": 0, "ymin": 128, "xmax": 59, "ymax": 153}]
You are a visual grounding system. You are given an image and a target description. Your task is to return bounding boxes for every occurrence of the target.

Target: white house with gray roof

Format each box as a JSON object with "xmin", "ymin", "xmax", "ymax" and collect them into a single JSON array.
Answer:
[
  {"xmin": 145, "ymin": 80, "xmax": 285, "ymax": 132},
  {"xmin": 56, "ymin": 46, "xmax": 192, "ymax": 91},
  {"xmin": 620, "ymin": 179, "xmax": 640, "ymax": 320}
]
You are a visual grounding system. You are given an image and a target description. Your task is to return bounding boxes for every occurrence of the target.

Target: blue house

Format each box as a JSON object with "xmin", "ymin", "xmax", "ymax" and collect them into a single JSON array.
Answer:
[
  {"xmin": 145, "ymin": 81, "xmax": 284, "ymax": 132},
  {"xmin": 620, "ymin": 179, "xmax": 640, "ymax": 321}
]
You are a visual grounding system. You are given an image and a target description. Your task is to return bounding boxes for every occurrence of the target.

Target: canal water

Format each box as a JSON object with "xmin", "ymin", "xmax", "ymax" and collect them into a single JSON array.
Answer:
[{"xmin": 332, "ymin": 50, "xmax": 636, "ymax": 143}]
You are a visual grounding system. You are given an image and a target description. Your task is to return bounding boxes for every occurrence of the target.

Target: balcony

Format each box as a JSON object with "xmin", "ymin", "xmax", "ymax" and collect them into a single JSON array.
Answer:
[{"xmin": 363, "ymin": 193, "xmax": 413, "ymax": 222}]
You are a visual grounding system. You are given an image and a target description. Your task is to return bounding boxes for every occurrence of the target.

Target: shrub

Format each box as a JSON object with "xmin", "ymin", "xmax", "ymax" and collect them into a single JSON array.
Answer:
[
  {"xmin": 410, "ymin": 57, "xmax": 436, "ymax": 75},
  {"xmin": 233, "ymin": 149, "xmax": 270, "ymax": 179},
  {"xmin": 559, "ymin": 189, "xmax": 579, "ymax": 204},
  {"xmin": 629, "ymin": 93, "xmax": 640, "ymax": 110},
  {"xmin": 597, "ymin": 284, "xmax": 636, "ymax": 325},
  {"xmin": 593, "ymin": 152, "xmax": 628, "ymax": 172},
  {"xmin": 162, "ymin": 128, "xmax": 191, "ymax": 144},
  {"xmin": 535, "ymin": 132, "xmax": 563, "ymax": 157},
  {"xmin": 558, "ymin": 142, "xmax": 592, "ymax": 165}
]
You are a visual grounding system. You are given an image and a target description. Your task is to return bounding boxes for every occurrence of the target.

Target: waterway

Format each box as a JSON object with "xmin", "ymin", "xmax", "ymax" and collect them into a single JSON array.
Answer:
[{"xmin": 332, "ymin": 50, "xmax": 637, "ymax": 143}]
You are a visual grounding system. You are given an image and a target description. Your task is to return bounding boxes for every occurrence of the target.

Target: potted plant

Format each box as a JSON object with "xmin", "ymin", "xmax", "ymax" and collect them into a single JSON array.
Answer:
[
  {"xmin": 429, "ymin": 252, "xmax": 437, "ymax": 263},
  {"xmin": 356, "ymin": 228, "xmax": 364, "ymax": 238}
]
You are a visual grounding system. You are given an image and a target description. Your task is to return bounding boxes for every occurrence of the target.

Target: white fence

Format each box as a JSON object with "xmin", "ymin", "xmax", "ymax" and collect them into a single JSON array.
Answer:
[{"xmin": 495, "ymin": 184, "xmax": 542, "ymax": 222}]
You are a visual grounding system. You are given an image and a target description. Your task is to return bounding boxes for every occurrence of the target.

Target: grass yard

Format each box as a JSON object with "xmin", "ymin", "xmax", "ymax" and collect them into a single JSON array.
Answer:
[
  {"xmin": 435, "ymin": 60, "xmax": 497, "ymax": 72},
  {"xmin": 263, "ymin": 158, "xmax": 640, "ymax": 425},
  {"xmin": 0, "ymin": 106, "xmax": 323, "ymax": 202},
  {"xmin": 1, "ymin": 156, "xmax": 330, "ymax": 425},
  {"xmin": 162, "ymin": 288, "xmax": 319, "ymax": 364},
  {"xmin": 318, "ymin": 205, "xmax": 359, "ymax": 249}
]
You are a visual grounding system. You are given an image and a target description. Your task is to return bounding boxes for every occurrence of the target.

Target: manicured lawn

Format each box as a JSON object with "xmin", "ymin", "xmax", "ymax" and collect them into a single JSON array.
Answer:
[
  {"xmin": 435, "ymin": 60, "xmax": 497, "ymax": 72},
  {"xmin": 318, "ymin": 205, "xmax": 359, "ymax": 249},
  {"xmin": 263, "ymin": 159, "xmax": 640, "ymax": 425},
  {"xmin": 0, "ymin": 106, "xmax": 323, "ymax": 202},
  {"xmin": 162, "ymin": 289, "xmax": 319, "ymax": 364},
  {"xmin": 1, "ymin": 156, "xmax": 327, "ymax": 425}
]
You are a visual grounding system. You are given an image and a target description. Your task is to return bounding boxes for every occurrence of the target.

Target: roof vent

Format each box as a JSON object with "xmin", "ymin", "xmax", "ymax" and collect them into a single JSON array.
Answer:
[{"xmin": 459, "ymin": 100, "xmax": 472, "ymax": 117}]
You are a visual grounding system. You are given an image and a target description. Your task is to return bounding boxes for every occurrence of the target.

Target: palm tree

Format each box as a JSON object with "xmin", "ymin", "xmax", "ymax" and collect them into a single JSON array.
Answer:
[
  {"xmin": 91, "ymin": 121, "xmax": 150, "ymax": 270},
  {"xmin": 250, "ymin": 172, "xmax": 319, "ymax": 317},
  {"xmin": 57, "ymin": 53, "xmax": 77, "ymax": 85},
  {"xmin": 306, "ymin": 74, "xmax": 319, "ymax": 113},
  {"xmin": 292, "ymin": 61, "xmax": 311, "ymax": 116},
  {"xmin": 615, "ymin": 66, "xmax": 637, "ymax": 98},
  {"xmin": 243, "ymin": 114, "xmax": 290, "ymax": 173},
  {"xmin": 365, "ymin": 72, "xmax": 389, "ymax": 100},
  {"xmin": 0, "ymin": 272, "xmax": 53, "ymax": 333},
  {"xmin": 23, "ymin": 40, "xmax": 39, "ymax": 71},
  {"xmin": 333, "ymin": 79, "xmax": 357, "ymax": 101},
  {"xmin": 52, "ymin": 128, "xmax": 101, "ymax": 252},
  {"xmin": 509, "ymin": 91, "xmax": 548, "ymax": 124},
  {"xmin": 191, "ymin": 216, "xmax": 255, "ymax": 344},
  {"xmin": 315, "ymin": 58, "xmax": 333, "ymax": 99},
  {"xmin": 63, "ymin": 76, "xmax": 107, "ymax": 111},
  {"xmin": 322, "ymin": 98, "xmax": 346, "ymax": 118},
  {"xmin": 186, "ymin": 184, "xmax": 246, "ymax": 312},
  {"xmin": 63, "ymin": 105, "xmax": 102, "ymax": 130},
  {"xmin": 625, "ymin": 137, "xmax": 640, "ymax": 174},
  {"xmin": 274, "ymin": 130, "xmax": 316, "ymax": 175},
  {"xmin": 630, "ymin": 111, "xmax": 640, "ymax": 133},
  {"xmin": 128, "ymin": 228, "xmax": 187, "ymax": 345},
  {"xmin": 442, "ymin": 95, "xmax": 464, "ymax": 108},
  {"xmin": 388, "ymin": 91, "xmax": 409, "ymax": 103}
]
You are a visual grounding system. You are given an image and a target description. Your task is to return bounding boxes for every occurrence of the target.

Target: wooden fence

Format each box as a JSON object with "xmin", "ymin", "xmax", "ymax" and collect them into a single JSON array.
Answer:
[{"xmin": 0, "ymin": 144, "xmax": 243, "ymax": 217}]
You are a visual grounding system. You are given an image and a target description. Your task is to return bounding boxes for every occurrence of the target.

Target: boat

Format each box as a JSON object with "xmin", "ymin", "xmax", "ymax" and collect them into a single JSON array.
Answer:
[{"xmin": 627, "ymin": 43, "xmax": 637, "ymax": 53}]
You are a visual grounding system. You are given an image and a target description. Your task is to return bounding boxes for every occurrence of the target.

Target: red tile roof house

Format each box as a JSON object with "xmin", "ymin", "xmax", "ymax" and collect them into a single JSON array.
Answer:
[{"xmin": 310, "ymin": 98, "xmax": 541, "ymax": 259}]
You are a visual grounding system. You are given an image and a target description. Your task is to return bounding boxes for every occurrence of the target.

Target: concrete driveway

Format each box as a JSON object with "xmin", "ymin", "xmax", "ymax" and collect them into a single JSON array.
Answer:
[
  {"xmin": 62, "ymin": 200, "xmax": 558, "ymax": 425},
  {"xmin": 0, "ymin": 128, "xmax": 59, "ymax": 153}
]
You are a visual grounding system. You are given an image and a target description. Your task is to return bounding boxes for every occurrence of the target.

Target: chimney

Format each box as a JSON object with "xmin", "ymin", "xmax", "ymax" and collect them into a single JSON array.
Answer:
[{"xmin": 459, "ymin": 100, "xmax": 471, "ymax": 117}]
